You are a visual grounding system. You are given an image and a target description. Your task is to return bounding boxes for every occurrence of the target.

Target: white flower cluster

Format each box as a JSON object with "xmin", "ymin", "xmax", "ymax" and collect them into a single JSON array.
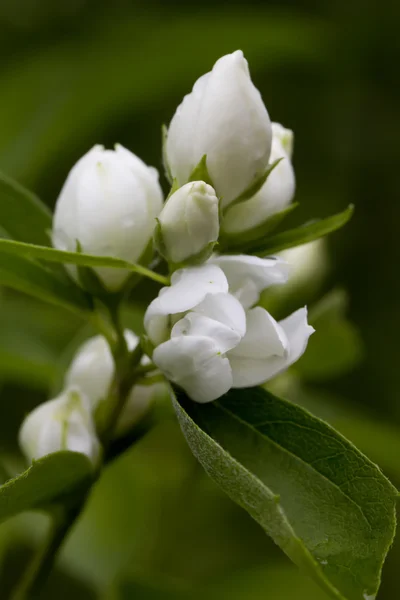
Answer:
[
  {"xmin": 19, "ymin": 332, "xmax": 166, "ymax": 466},
  {"xmin": 20, "ymin": 50, "xmax": 315, "ymax": 464}
]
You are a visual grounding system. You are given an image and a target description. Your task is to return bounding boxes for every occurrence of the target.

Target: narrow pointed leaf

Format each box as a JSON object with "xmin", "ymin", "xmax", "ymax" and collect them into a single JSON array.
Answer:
[
  {"xmin": 188, "ymin": 156, "xmax": 214, "ymax": 187},
  {"xmin": 0, "ymin": 452, "xmax": 93, "ymax": 524},
  {"xmin": 172, "ymin": 386, "xmax": 397, "ymax": 600},
  {"xmin": 0, "ymin": 238, "xmax": 169, "ymax": 285},
  {"xmin": 220, "ymin": 203, "xmax": 299, "ymax": 251},
  {"xmin": 245, "ymin": 205, "xmax": 354, "ymax": 256},
  {"xmin": 227, "ymin": 158, "xmax": 283, "ymax": 210},
  {"xmin": 0, "ymin": 252, "xmax": 90, "ymax": 313},
  {"xmin": 0, "ymin": 171, "xmax": 52, "ymax": 245}
]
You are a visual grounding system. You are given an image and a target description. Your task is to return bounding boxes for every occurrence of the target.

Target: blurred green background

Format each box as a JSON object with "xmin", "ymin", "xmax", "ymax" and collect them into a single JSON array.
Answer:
[{"xmin": 0, "ymin": 0, "xmax": 399, "ymax": 598}]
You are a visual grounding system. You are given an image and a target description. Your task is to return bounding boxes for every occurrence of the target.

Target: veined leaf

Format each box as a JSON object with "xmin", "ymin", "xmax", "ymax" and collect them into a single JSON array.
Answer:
[
  {"xmin": 246, "ymin": 205, "xmax": 354, "ymax": 256},
  {"xmin": 172, "ymin": 386, "xmax": 397, "ymax": 600},
  {"xmin": 0, "ymin": 171, "xmax": 52, "ymax": 246},
  {"xmin": 0, "ymin": 452, "xmax": 93, "ymax": 524},
  {"xmin": 0, "ymin": 238, "xmax": 168, "ymax": 286}
]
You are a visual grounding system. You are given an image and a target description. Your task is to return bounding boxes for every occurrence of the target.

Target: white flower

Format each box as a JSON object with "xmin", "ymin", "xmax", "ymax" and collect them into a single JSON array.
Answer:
[
  {"xmin": 145, "ymin": 264, "xmax": 313, "ymax": 403},
  {"xmin": 155, "ymin": 181, "xmax": 219, "ymax": 264},
  {"xmin": 209, "ymin": 254, "xmax": 289, "ymax": 309},
  {"xmin": 52, "ymin": 144, "xmax": 163, "ymax": 291},
  {"xmin": 19, "ymin": 388, "xmax": 100, "ymax": 465},
  {"xmin": 222, "ymin": 123, "xmax": 295, "ymax": 234},
  {"xmin": 66, "ymin": 331, "xmax": 163, "ymax": 436},
  {"xmin": 166, "ymin": 50, "xmax": 272, "ymax": 208}
]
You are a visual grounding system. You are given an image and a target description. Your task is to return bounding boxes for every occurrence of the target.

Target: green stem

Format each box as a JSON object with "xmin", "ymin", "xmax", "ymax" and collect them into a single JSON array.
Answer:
[
  {"xmin": 11, "ymin": 296, "xmax": 147, "ymax": 598},
  {"xmin": 11, "ymin": 504, "xmax": 83, "ymax": 600}
]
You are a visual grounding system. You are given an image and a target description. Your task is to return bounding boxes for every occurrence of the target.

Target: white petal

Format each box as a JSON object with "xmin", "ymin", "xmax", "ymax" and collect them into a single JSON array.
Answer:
[
  {"xmin": 193, "ymin": 292, "xmax": 246, "ymax": 337},
  {"xmin": 167, "ymin": 51, "xmax": 272, "ymax": 206},
  {"xmin": 144, "ymin": 264, "xmax": 228, "ymax": 344},
  {"xmin": 229, "ymin": 307, "xmax": 288, "ymax": 359},
  {"xmin": 230, "ymin": 307, "xmax": 314, "ymax": 387},
  {"xmin": 66, "ymin": 330, "xmax": 138, "ymax": 410},
  {"xmin": 171, "ymin": 313, "xmax": 241, "ymax": 354},
  {"xmin": 210, "ymin": 254, "xmax": 289, "ymax": 309},
  {"xmin": 53, "ymin": 145, "xmax": 163, "ymax": 291},
  {"xmin": 153, "ymin": 336, "xmax": 232, "ymax": 403}
]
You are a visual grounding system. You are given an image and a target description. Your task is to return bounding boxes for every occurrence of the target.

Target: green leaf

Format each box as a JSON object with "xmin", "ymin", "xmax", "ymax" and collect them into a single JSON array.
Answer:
[
  {"xmin": 0, "ymin": 238, "xmax": 169, "ymax": 286},
  {"xmin": 161, "ymin": 124, "xmax": 173, "ymax": 185},
  {"xmin": 246, "ymin": 205, "xmax": 354, "ymax": 256},
  {"xmin": 0, "ymin": 451, "xmax": 93, "ymax": 524},
  {"xmin": 220, "ymin": 203, "xmax": 299, "ymax": 251},
  {"xmin": 294, "ymin": 290, "xmax": 364, "ymax": 381},
  {"xmin": 0, "ymin": 171, "xmax": 52, "ymax": 245},
  {"xmin": 188, "ymin": 156, "xmax": 214, "ymax": 186},
  {"xmin": 0, "ymin": 252, "xmax": 90, "ymax": 313},
  {"xmin": 227, "ymin": 158, "xmax": 283, "ymax": 210},
  {"xmin": 172, "ymin": 386, "xmax": 397, "ymax": 600}
]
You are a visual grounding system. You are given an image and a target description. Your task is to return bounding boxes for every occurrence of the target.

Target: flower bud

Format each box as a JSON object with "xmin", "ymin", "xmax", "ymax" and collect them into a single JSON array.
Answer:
[
  {"xmin": 166, "ymin": 50, "xmax": 272, "ymax": 208},
  {"xmin": 66, "ymin": 331, "xmax": 164, "ymax": 435},
  {"xmin": 19, "ymin": 388, "xmax": 100, "ymax": 466},
  {"xmin": 155, "ymin": 181, "xmax": 219, "ymax": 265},
  {"xmin": 222, "ymin": 123, "xmax": 295, "ymax": 235},
  {"xmin": 52, "ymin": 144, "xmax": 163, "ymax": 291}
]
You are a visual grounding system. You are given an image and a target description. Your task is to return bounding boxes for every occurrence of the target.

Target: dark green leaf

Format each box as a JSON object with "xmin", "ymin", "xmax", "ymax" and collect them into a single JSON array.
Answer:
[
  {"xmin": 220, "ymin": 203, "xmax": 299, "ymax": 251},
  {"xmin": 0, "ymin": 252, "xmax": 90, "ymax": 313},
  {"xmin": 0, "ymin": 171, "xmax": 52, "ymax": 245},
  {"xmin": 0, "ymin": 238, "xmax": 168, "ymax": 286},
  {"xmin": 0, "ymin": 452, "xmax": 93, "ymax": 524},
  {"xmin": 246, "ymin": 205, "xmax": 354, "ymax": 256},
  {"xmin": 172, "ymin": 386, "xmax": 397, "ymax": 600}
]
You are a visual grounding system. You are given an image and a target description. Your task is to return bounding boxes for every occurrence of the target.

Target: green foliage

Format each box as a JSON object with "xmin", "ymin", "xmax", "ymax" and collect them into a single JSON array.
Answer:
[
  {"xmin": 188, "ymin": 156, "xmax": 214, "ymax": 187},
  {"xmin": 0, "ymin": 452, "xmax": 93, "ymax": 524},
  {"xmin": 0, "ymin": 171, "xmax": 52, "ymax": 246},
  {"xmin": 0, "ymin": 252, "xmax": 90, "ymax": 314},
  {"xmin": 220, "ymin": 203, "xmax": 299, "ymax": 251},
  {"xmin": 227, "ymin": 158, "xmax": 283, "ymax": 209},
  {"xmin": 246, "ymin": 205, "xmax": 354, "ymax": 256},
  {"xmin": 294, "ymin": 290, "xmax": 364, "ymax": 381},
  {"xmin": 172, "ymin": 386, "xmax": 398, "ymax": 600}
]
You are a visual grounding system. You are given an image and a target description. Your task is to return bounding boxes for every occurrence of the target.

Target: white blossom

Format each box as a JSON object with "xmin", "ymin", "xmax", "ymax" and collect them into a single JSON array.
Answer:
[
  {"xmin": 66, "ymin": 331, "xmax": 164, "ymax": 436},
  {"xmin": 209, "ymin": 254, "xmax": 289, "ymax": 309},
  {"xmin": 166, "ymin": 50, "xmax": 272, "ymax": 208},
  {"xmin": 222, "ymin": 123, "xmax": 295, "ymax": 234},
  {"xmin": 19, "ymin": 388, "xmax": 100, "ymax": 465},
  {"xmin": 145, "ymin": 264, "xmax": 313, "ymax": 403},
  {"xmin": 155, "ymin": 181, "xmax": 219, "ymax": 264},
  {"xmin": 52, "ymin": 144, "xmax": 163, "ymax": 291}
]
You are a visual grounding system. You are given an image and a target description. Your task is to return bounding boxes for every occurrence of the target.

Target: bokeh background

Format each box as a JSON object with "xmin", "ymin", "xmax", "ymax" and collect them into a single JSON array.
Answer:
[{"xmin": 0, "ymin": 0, "xmax": 399, "ymax": 598}]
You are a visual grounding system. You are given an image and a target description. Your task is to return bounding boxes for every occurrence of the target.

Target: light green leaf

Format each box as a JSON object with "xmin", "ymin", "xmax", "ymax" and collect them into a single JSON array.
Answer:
[
  {"xmin": 0, "ymin": 171, "xmax": 52, "ymax": 245},
  {"xmin": 0, "ymin": 238, "xmax": 169, "ymax": 286},
  {"xmin": 220, "ymin": 203, "xmax": 299, "ymax": 251},
  {"xmin": 161, "ymin": 124, "xmax": 173, "ymax": 186},
  {"xmin": 188, "ymin": 155, "xmax": 214, "ymax": 187},
  {"xmin": 246, "ymin": 205, "xmax": 354, "ymax": 256},
  {"xmin": 227, "ymin": 158, "xmax": 283, "ymax": 210},
  {"xmin": 172, "ymin": 386, "xmax": 397, "ymax": 600},
  {"xmin": 0, "ymin": 252, "xmax": 90, "ymax": 313},
  {"xmin": 294, "ymin": 289, "xmax": 364, "ymax": 381},
  {"xmin": 0, "ymin": 451, "xmax": 93, "ymax": 524}
]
